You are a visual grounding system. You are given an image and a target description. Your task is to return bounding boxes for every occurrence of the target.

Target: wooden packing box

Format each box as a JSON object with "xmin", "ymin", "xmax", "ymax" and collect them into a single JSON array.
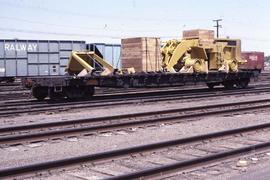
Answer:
[
  {"xmin": 121, "ymin": 37, "xmax": 161, "ymax": 72},
  {"xmin": 183, "ymin": 29, "xmax": 215, "ymax": 40}
]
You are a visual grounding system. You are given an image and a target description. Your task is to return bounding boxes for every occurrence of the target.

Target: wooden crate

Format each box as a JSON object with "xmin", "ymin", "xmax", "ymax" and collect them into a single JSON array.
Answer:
[
  {"xmin": 183, "ymin": 29, "xmax": 215, "ymax": 40},
  {"xmin": 121, "ymin": 37, "xmax": 161, "ymax": 72}
]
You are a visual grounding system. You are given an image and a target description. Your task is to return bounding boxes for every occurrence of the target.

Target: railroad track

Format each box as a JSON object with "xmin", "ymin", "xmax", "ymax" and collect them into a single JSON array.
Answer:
[
  {"xmin": 0, "ymin": 85, "xmax": 207, "ymax": 102},
  {"xmin": 1, "ymin": 121, "xmax": 270, "ymax": 179},
  {"xmin": 258, "ymin": 71, "xmax": 270, "ymax": 82},
  {"xmin": 1, "ymin": 81, "xmax": 270, "ymax": 104},
  {"xmin": 0, "ymin": 85, "xmax": 217, "ymax": 106},
  {"xmin": 0, "ymin": 81, "xmax": 25, "ymax": 92},
  {"xmin": 0, "ymin": 85, "xmax": 270, "ymax": 117},
  {"xmin": 0, "ymin": 85, "xmax": 207, "ymax": 101},
  {"xmin": 0, "ymin": 98, "xmax": 270, "ymax": 147},
  {"xmin": 0, "ymin": 71, "xmax": 269, "ymax": 100},
  {"xmin": 0, "ymin": 90, "xmax": 29, "ymax": 101},
  {"xmin": 0, "ymin": 84, "xmax": 209, "ymax": 101},
  {"xmin": 0, "ymin": 77, "xmax": 269, "ymax": 101},
  {"xmin": 106, "ymin": 124, "xmax": 270, "ymax": 180}
]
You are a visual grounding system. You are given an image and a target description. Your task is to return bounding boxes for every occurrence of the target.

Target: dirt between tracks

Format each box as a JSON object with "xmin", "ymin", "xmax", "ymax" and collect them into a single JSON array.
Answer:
[
  {"xmin": 0, "ymin": 92, "xmax": 269, "ymax": 126},
  {"xmin": 0, "ymin": 92, "xmax": 270, "ymax": 180},
  {"xmin": 0, "ymin": 110, "xmax": 269, "ymax": 169}
]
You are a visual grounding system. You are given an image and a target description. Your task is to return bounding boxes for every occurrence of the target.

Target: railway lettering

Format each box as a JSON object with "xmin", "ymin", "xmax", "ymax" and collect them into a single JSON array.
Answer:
[
  {"xmin": 4, "ymin": 43, "xmax": 37, "ymax": 52},
  {"xmin": 249, "ymin": 55, "xmax": 258, "ymax": 61}
]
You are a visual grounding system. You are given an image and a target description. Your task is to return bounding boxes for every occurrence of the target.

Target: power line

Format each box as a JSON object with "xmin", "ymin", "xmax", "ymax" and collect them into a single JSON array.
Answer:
[
  {"xmin": 213, "ymin": 19, "xmax": 222, "ymax": 38},
  {"xmin": 0, "ymin": 1, "xmax": 211, "ymax": 23},
  {"xmin": 0, "ymin": 27, "xmax": 181, "ymax": 39},
  {"xmin": 0, "ymin": 16, "xmax": 185, "ymax": 33},
  {"xmin": 0, "ymin": 16, "xmax": 103, "ymax": 31},
  {"xmin": 1, "ymin": 27, "xmax": 269, "ymax": 42},
  {"xmin": 0, "ymin": 27, "xmax": 121, "ymax": 39}
]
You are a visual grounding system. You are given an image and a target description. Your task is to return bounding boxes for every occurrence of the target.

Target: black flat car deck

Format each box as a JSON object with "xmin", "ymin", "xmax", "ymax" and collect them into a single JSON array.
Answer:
[{"xmin": 22, "ymin": 71, "xmax": 256, "ymax": 100}]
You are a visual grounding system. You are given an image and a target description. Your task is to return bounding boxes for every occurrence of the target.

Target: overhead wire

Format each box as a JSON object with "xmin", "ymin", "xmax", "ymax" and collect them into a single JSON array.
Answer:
[
  {"xmin": 0, "ymin": 1, "xmax": 211, "ymax": 23},
  {"xmin": 0, "ymin": 1, "xmax": 268, "ymax": 42},
  {"xmin": 0, "ymin": 27, "xmax": 121, "ymax": 39},
  {"xmin": 1, "ymin": 26, "xmax": 269, "ymax": 43},
  {"xmin": 0, "ymin": 1, "xmax": 213, "ymax": 40},
  {"xmin": 0, "ymin": 16, "xmax": 185, "ymax": 33},
  {"xmin": 0, "ymin": 27, "xmax": 182, "ymax": 40}
]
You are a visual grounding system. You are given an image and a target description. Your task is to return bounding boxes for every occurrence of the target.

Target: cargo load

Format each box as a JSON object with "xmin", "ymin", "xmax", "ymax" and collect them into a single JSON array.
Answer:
[
  {"xmin": 162, "ymin": 29, "xmax": 245, "ymax": 73},
  {"xmin": 183, "ymin": 29, "xmax": 215, "ymax": 40},
  {"xmin": 121, "ymin": 37, "xmax": 161, "ymax": 72},
  {"xmin": 21, "ymin": 30, "xmax": 263, "ymax": 101}
]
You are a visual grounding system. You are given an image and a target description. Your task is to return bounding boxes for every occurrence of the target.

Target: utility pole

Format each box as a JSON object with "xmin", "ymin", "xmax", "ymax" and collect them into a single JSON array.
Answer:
[{"xmin": 213, "ymin": 19, "xmax": 222, "ymax": 38}]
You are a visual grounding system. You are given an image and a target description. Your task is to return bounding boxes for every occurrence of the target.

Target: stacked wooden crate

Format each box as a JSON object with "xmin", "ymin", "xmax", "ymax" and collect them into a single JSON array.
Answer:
[
  {"xmin": 183, "ymin": 29, "xmax": 215, "ymax": 39},
  {"xmin": 183, "ymin": 29, "xmax": 215, "ymax": 46},
  {"xmin": 121, "ymin": 37, "xmax": 161, "ymax": 72}
]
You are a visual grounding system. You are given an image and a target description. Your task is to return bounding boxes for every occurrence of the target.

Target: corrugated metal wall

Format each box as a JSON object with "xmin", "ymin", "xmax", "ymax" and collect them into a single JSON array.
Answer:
[
  {"xmin": 0, "ymin": 40, "xmax": 122, "ymax": 77},
  {"xmin": 0, "ymin": 39, "xmax": 86, "ymax": 77},
  {"xmin": 87, "ymin": 43, "xmax": 121, "ymax": 69},
  {"xmin": 0, "ymin": 39, "xmax": 121, "ymax": 77}
]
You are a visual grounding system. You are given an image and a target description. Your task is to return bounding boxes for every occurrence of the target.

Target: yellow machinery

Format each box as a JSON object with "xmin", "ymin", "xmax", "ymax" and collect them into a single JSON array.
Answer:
[
  {"xmin": 161, "ymin": 30, "xmax": 246, "ymax": 73},
  {"xmin": 66, "ymin": 51, "xmax": 135, "ymax": 76},
  {"xmin": 66, "ymin": 51, "xmax": 115, "ymax": 76},
  {"xmin": 67, "ymin": 30, "xmax": 245, "ymax": 76}
]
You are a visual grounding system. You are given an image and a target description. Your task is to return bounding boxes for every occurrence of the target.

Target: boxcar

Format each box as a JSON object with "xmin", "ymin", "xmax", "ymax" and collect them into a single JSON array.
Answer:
[
  {"xmin": 240, "ymin": 51, "xmax": 264, "ymax": 73},
  {"xmin": 0, "ymin": 39, "xmax": 86, "ymax": 79}
]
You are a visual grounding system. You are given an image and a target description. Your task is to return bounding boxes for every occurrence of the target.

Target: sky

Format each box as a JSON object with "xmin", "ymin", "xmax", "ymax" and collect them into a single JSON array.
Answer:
[{"xmin": 0, "ymin": 0, "xmax": 269, "ymax": 55}]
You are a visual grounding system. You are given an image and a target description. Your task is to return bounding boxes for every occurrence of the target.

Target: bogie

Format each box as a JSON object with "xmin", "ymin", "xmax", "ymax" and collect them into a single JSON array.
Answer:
[
  {"xmin": 32, "ymin": 86, "xmax": 48, "ymax": 101},
  {"xmin": 65, "ymin": 86, "xmax": 95, "ymax": 99},
  {"xmin": 206, "ymin": 82, "xmax": 220, "ymax": 89},
  {"xmin": 222, "ymin": 81, "xmax": 235, "ymax": 89},
  {"xmin": 236, "ymin": 78, "xmax": 250, "ymax": 89}
]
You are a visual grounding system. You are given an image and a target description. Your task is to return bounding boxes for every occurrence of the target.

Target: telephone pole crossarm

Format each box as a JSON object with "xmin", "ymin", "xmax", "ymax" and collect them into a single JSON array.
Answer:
[{"xmin": 213, "ymin": 19, "xmax": 222, "ymax": 38}]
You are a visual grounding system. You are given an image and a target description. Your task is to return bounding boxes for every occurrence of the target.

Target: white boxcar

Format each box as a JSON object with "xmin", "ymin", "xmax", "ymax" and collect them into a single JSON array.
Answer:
[
  {"xmin": 87, "ymin": 43, "xmax": 121, "ymax": 69},
  {"xmin": 0, "ymin": 39, "xmax": 86, "ymax": 78}
]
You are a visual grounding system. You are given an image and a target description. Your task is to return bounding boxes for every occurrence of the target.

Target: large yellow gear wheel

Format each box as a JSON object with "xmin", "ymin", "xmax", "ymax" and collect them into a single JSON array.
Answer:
[
  {"xmin": 228, "ymin": 60, "xmax": 238, "ymax": 72},
  {"xmin": 193, "ymin": 59, "xmax": 205, "ymax": 72}
]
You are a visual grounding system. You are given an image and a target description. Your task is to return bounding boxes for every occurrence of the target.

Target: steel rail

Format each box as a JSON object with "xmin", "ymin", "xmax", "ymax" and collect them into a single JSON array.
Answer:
[
  {"xmin": 0, "ymin": 86, "xmax": 240, "ymax": 107},
  {"xmin": 0, "ymin": 122, "xmax": 270, "ymax": 178},
  {"xmin": 1, "ymin": 84, "xmax": 270, "ymax": 107},
  {"xmin": 106, "ymin": 141, "xmax": 270, "ymax": 180},
  {"xmin": 0, "ymin": 99, "xmax": 270, "ymax": 144},
  {"xmin": 0, "ymin": 86, "xmax": 270, "ymax": 117}
]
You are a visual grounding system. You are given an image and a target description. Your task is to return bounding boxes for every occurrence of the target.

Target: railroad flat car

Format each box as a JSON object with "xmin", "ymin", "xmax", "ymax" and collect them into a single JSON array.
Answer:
[
  {"xmin": 22, "ymin": 30, "xmax": 264, "ymax": 100},
  {"xmin": 22, "ymin": 70, "xmax": 256, "ymax": 100}
]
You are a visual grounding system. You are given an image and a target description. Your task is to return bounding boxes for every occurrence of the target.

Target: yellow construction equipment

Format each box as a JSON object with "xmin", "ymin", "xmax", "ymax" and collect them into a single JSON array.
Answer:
[
  {"xmin": 161, "ymin": 29, "xmax": 246, "ymax": 73},
  {"xmin": 66, "ymin": 51, "xmax": 135, "ymax": 76},
  {"xmin": 66, "ymin": 51, "xmax": 115, "ymax": 76}
]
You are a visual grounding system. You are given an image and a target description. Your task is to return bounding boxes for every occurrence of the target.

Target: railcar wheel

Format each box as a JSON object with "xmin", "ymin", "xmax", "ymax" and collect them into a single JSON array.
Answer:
[
  {"xmin": 65, "ymin": 87, "xmax": 82, "ymax": 99},
  {"xmin": 83, "ymin": 86, "xmax": 95, "ymax": 98},
  {"xmin": 236, "ymin": 78, "xmax": 250, "ymax": 88},
  {"xmin": 48, "ymin": 88, "xmax": 64, "ymax": 100},
  {"xmin": 222, "ymin": 81, "xmax": 234, "ymax": 89},
  {"xmin": 65, "ymin": 86, "xmax": 94, "ymax": 99},
  {"xmin": 32, "ymin": 87, "xmax": 48, "ymax": 101},
  {"xmin": 206, "ymin": 83, "xmax": 215, "ymax": 89}
]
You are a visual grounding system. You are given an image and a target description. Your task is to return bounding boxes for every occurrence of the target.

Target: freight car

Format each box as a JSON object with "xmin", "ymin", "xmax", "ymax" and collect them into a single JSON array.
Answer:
[
  {"xmin": 87, "ymin": 43, "xmax": 121, "ymax": 68},
  {"xmin": 0, "ymin": 39, "xmax": 86, "ymax": 78},
  {"xmin": 240, "ymin": 51, "xmax": 264, "ymax": 74},
  {"xmin": 22, "ymin": 30, "xmax": 263, "ymax": 100},
  {"xmin": 22, "ymin": 48, "xmax": 257, "ymax": 101},
  {"xmin": 0, "ymin": 39, "xmax": 121, "ymax": 83},
  {"xmin": 23, "ymin": 70, "xmax": 255, "ymax": 100}
]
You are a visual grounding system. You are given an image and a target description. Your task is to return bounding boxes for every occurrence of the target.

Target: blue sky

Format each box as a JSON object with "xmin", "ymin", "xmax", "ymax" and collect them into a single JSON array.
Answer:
[{"xmin": 0, "ymin": 0, "xmax": 269, "ymax": 54}]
